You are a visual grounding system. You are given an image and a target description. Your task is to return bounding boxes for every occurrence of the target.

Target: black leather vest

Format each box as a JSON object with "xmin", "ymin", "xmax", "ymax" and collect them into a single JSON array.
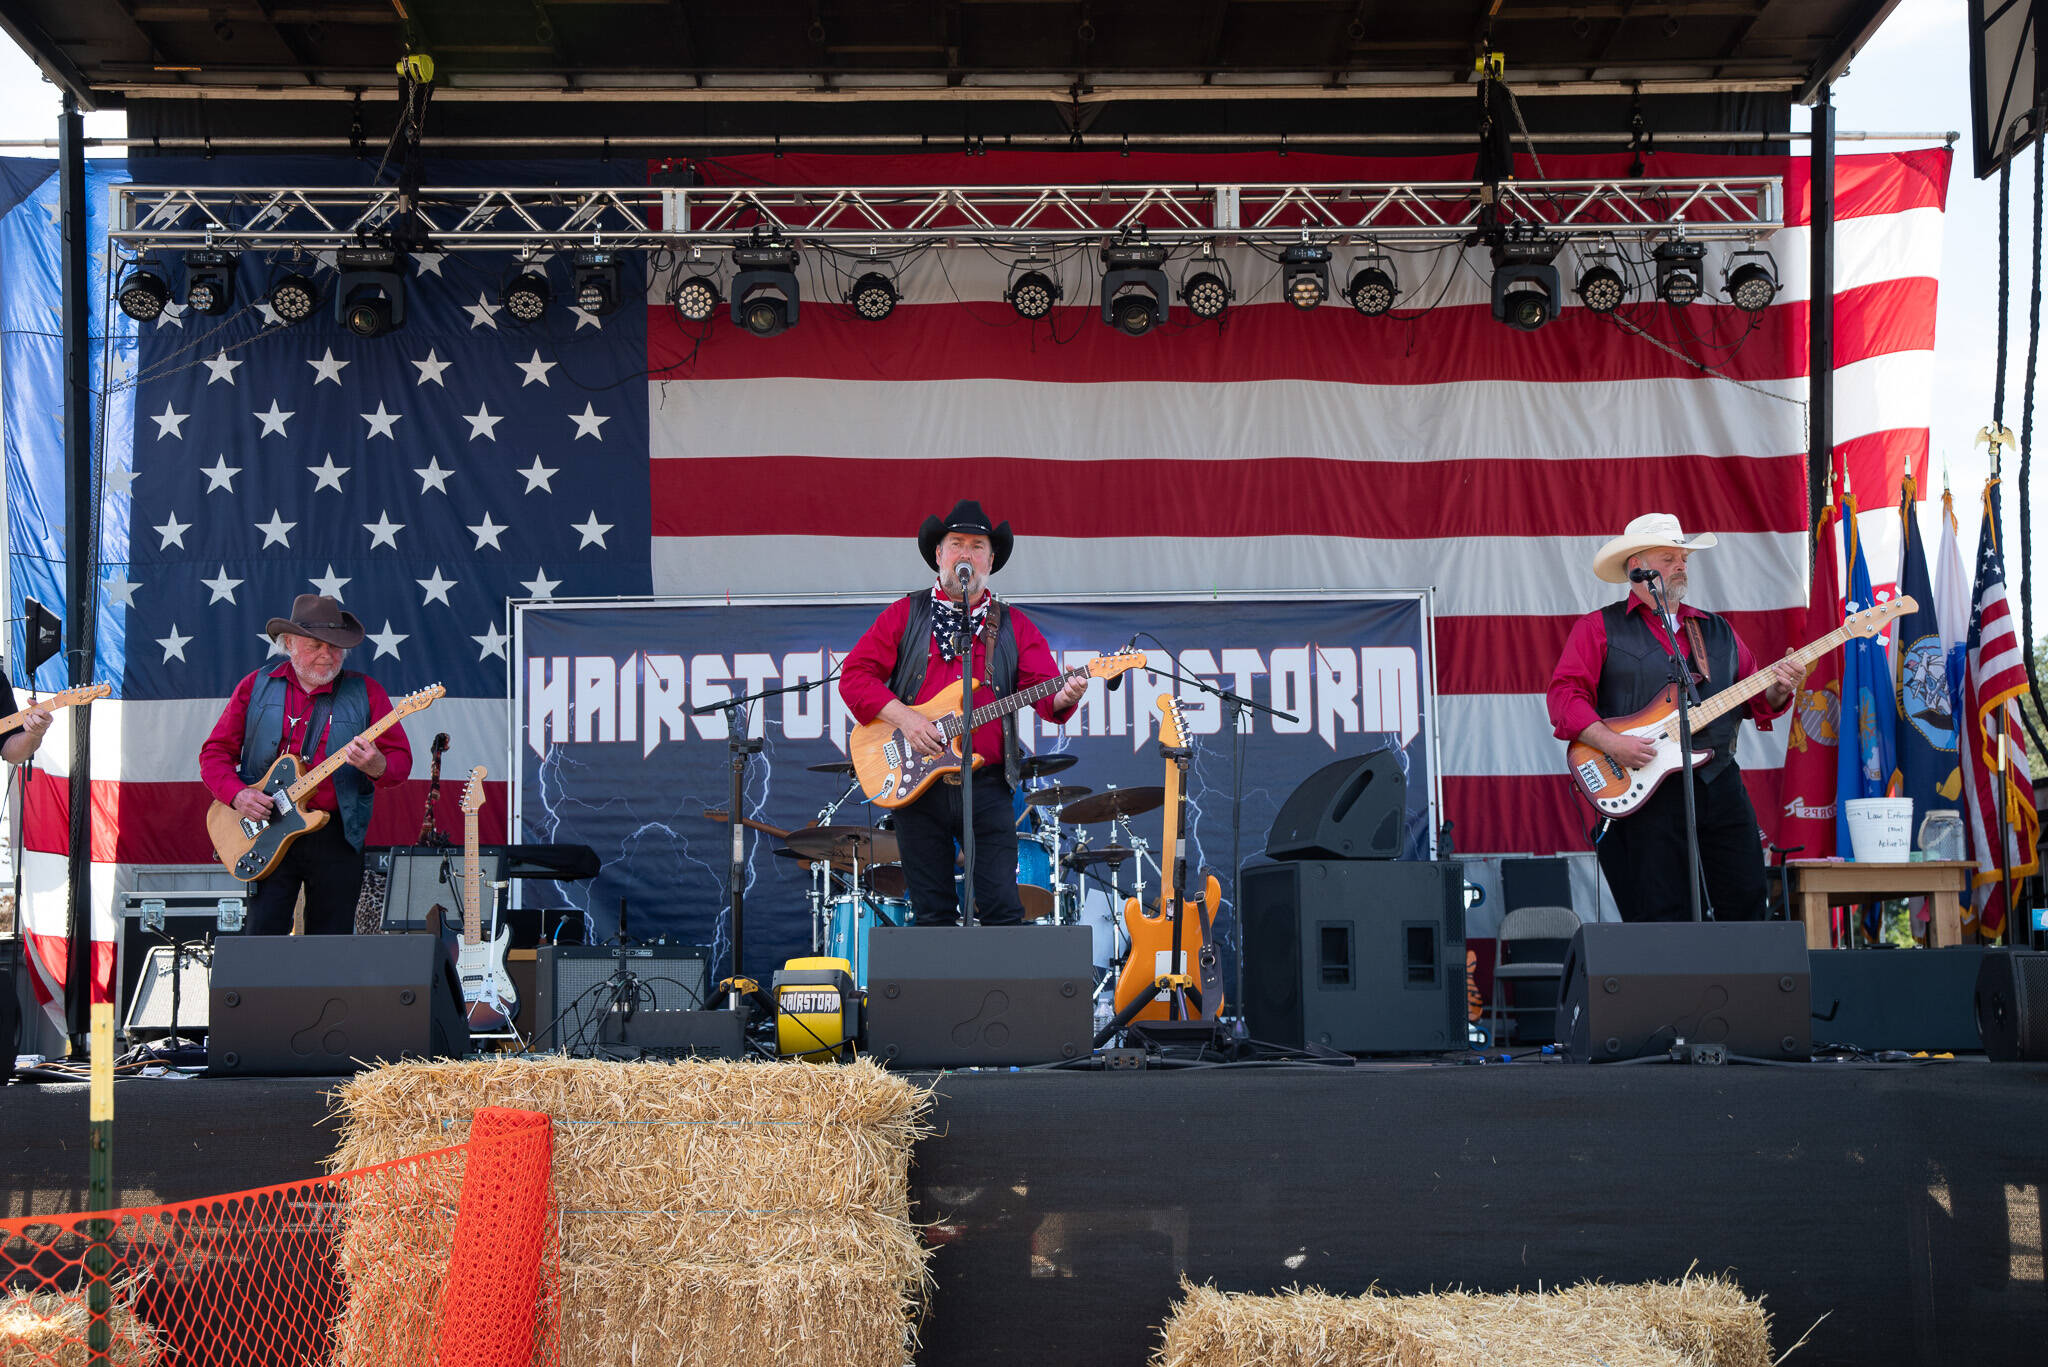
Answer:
[
  {"xmin": 1596, "ymin": 601, "xmax": 1745, "ymax": 780},
  {"xmin": 889, "ymin": 591, "xmax": 1023, "ymax": 788}
]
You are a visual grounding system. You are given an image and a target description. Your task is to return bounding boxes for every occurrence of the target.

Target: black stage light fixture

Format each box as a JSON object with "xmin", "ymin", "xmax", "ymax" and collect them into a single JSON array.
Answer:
[
  {"xmin": 503, "ymin": 267, "xmax": 552, "ymax": 325},
  {"xmin": 1280, "ymin": 242, "xmax": 1333, "ymax": 310},
  {"xmin": 1006, "ymin": 262, "xmax": 1062, "ymax": 320},
  {"xmin": 1344, "ymin": 254, "xmax": 1398, "ymax": 316},
  {"xmin": 671, "ymin": 273, "xmax": 723, "ymax": 324},
  {"xmin": 117, "ymin": 264, "xmax": 170, "ymax": 323},
  {"xmin": 731, "ymin": 242, "xmax": 801, "ymax": 338},
  {"xmin": 1575, "ymin": 259, "xmax": 1626, "ymax": 315},
  {"xmin": 1724, "ymin": 249, "xmax": 1779, "ymax": 315},
  {"xmin": 572, "ymin": 249, "xmax": 622, "ymax": 316},
  {"xmin": 1179, "ymin": 258, "xmax": 1234, "ymax": 321},
  {"xmin": 267, "ymin": 272, "xmax": 320, "ymax": 325},
  {"xmin": 1490, "ymin": 234, "xmax": 1563, "ymax": 332},
  {"xmin": 335, "ymin": 245, "xmax": 405, "ymax": 338},
  {"xmin": 1653, "ymin": 239, "xmax": 1707, "ymax": 306},
  {"xmin": 183, "ymin": 248, "xmax": 236, "ymax": 315},
  {"xmin": 847, "ymin": 270, "xmax": 900, "ymax": 321},
  {"xmin": 1101, "ymin": 240, "xmax": 1169, "ymax": 336}
]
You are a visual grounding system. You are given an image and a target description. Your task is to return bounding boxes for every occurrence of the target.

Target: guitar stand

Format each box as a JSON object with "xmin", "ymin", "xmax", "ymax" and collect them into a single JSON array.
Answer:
[{"xmin": 467, "ymin": 881, "xmax": 522, "ymax": 1046}]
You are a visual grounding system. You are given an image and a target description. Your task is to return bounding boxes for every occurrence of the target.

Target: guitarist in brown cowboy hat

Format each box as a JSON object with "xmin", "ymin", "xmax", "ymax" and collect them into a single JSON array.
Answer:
[
  {"xmin": 841, "ymin": 500, "xmax": 1088, "ymax": 927},
  {"xmin": 199, "ymin": 594, "xmax": 415, "ymax": 935}
]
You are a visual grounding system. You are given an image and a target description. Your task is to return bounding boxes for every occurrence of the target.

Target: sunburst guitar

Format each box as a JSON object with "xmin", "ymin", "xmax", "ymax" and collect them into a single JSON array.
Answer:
[
  {"xmin": 1116, "ymin": 693, "xmax": 1223, "ymax": 1022},
  {"xmin": 437, "ymin": 767, "xmax": 519, "ymax": 1033},
  {"xmin": 205, "ymin": 683, "xmax": 443, "ymax": 881},
  {"xmin": 1566, "ymin": 598, "xmax": 1912, "ymax": 816}
]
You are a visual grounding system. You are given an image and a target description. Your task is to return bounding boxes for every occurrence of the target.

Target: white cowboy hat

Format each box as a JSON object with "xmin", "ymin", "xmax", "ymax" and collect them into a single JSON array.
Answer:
[{"xmin": 1592, "ymin": 513, "xmax": 1719, "ymax": 584}]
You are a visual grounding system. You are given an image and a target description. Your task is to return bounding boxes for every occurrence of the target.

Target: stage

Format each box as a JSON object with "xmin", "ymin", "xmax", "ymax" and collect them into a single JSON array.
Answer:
[{"xmin": 3, "ymin": 1061, "xmax": 2044, "ymax": 1366}]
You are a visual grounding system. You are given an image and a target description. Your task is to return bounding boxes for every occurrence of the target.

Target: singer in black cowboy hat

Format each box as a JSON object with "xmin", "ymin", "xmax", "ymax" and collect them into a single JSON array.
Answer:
[
  {"xmin": 198, "ymin": 594, "xmax": 415, "ymax": 936},
  {"xmin": 840, "ymin": 500, "xmax": 1089, "ymax": 926}
]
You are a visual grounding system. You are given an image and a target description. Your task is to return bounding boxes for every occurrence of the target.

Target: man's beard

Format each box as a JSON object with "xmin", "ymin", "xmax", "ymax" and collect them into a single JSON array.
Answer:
[
  {"xmin": 294, "ymin": 657, "xmax": 342, "ymax": 688},
  {"xmin": 1663, "ymin": 573, "xmax": 1689, "ymax": 606}
]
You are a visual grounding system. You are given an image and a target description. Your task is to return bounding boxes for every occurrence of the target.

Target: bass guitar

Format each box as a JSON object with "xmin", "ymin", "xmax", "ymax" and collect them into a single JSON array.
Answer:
[
  {"xmin": 438, "ymin": 766, "xmax": 519, "ymax": 1033},
  {"xmin": 1, "ymin": 682, "xmax": 111, "ymax": 733},
  {"xmin": 850, "ymin": 651, "xmax": 1146, "ymax": 809},
  {"xmin": 1566, "ymin": 597, "xmax": 1912, "ymax": 817},
  {"xmin": 1115, "ymin": 694, "xmax": 1222, "ymax": 1022},
  {"xmin": 205, "ymin": 683, "xmax": 444, "ymax": 881}
]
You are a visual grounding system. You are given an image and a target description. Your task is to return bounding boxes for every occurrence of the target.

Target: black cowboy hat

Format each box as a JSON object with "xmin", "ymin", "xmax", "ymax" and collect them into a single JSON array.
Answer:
[
  {"xmin": 265, "ymin": 593, "xmax": 366, "ymax": 649},
  {"xmin": 918, "ymin": 499, "xmax": 1013, "ymax": 574}
]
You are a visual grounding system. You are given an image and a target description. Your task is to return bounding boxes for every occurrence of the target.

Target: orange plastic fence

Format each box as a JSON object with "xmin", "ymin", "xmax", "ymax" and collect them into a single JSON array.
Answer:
[{"xmin": 0, "ymin": 1106, "xmax": 558, "ymax": 1367}]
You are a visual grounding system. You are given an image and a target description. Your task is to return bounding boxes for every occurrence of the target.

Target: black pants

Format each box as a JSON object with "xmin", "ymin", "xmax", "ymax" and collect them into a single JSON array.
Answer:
[
  {"xmin": 893, "ymin": 769, "xmax": 1024, "ymax": 927},
  {"xmin": 1596, "ymin": 762, "xmax": 1767, "ymax": 923},
  {"xmin": 245, "ymin": 819, "xmax": 365, "ymax": 936}
]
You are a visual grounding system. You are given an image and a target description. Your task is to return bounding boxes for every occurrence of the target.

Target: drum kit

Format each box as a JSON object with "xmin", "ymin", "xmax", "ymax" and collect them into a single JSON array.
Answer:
[{"xmin": 703, "ymin": 752, "xmax": 1172, "ymax": 999}]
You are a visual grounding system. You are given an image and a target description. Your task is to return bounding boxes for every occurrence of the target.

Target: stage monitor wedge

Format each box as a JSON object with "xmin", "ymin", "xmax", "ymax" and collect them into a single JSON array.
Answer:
[
  {"xmin": 1265, "ymin": 750, "xmax": 1406, "ymax": 861},
  {"xmin": 1559, "ymin": 921, "xmax": 1811, "ymax": 1062},
  {"xmin": 207, "ymin": 935, "xmax": 469, "ymax": 1076},
  {"xmin": 865, "ymin": 926, "xmax": 1092, "ymax": 1067}
]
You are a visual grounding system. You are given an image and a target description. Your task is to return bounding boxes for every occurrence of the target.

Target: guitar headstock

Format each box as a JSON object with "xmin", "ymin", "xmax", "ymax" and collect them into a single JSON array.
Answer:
[
  {"xmin": 59, "ymin": 682, "xmax": 112, "ymax": 705},
  {"xmin": 395, "ymin": 683, "xmax": 446, "ymax": 714},
  {"xmin": 1846, "ymin": 595, "xmax": 1916, "ymax": 638},
  {"xmin": 1090, "ymin": 652, "xmax": 1148, "ymax": 681},
  {"xmin": 1156, "ymin": 692, "xmax": 1190, "ymax": 749},
  {"xmin": 460, "ymin": 766, "xmax": 487, "ymax": 814}
]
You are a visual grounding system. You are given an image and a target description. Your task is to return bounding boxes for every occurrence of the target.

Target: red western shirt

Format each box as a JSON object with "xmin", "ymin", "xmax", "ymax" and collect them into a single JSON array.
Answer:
[
  {"xmin": 1546, "ymin": 595, "xmax": 1789, "ymax": 743},
  {"xmin": 199, "ymin": 663, "xmax": 414, "ymax": 813}
]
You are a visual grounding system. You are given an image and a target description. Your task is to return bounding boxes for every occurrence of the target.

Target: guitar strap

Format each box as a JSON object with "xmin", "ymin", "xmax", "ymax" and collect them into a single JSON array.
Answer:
[
  {"xmin": 297, "ymin": 695, "xmax": 336, "ymax": 762},
  {"xmin": 1683, "ymin": 619, "xmax": 1713, "ymax": 687}
]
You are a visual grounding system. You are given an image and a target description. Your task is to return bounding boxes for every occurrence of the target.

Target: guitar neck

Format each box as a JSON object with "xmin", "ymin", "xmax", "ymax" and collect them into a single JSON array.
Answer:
[
  {"xmin": 0, "ymin": 686, "xmax": 101, "ymax": 732},
  {"xmin": 962, "ymin": 665, "xmax": 1086, "ymax": 730},
  {"xmin": 284, "ymin": 706, "xmax": 407, "ymax": 802},
  {"xmin": 1688, "ymin": 623, "xmax": 1851, "ymax": 729},
  {"xmin": 463, "ymin": 812, "xmax": 483, "ymax": 946},
  {"xmin": 1159, "ymin": 756, "xmax": 1182, "ymax": 909}
]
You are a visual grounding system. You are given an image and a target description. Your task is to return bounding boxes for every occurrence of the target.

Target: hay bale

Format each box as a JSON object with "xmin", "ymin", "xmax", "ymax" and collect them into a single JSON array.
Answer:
[
  {"xmin": 0, "ymin": 1281, "xmax": 166, "ymax": 1367},
  {"xmin": 1160, "ymin": 1273, "xmax": 1776, "ymax": 1367},
  {"xmin": 328, "ymin": 1057, "xmax": 933, "ymax": 1367}
]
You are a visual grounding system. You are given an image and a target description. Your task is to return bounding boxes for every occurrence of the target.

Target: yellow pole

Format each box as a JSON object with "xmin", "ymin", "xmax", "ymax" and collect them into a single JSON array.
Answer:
[{"xmin": 87, "ymin": 1000, "xmax": 113, "ymax": 1364}]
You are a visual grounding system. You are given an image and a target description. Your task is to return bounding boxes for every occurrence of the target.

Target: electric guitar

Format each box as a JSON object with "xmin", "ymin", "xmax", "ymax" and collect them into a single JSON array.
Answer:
[
  {"xmin": 1565, "ymin": 598, "xmax": 1912, "ymax": 817},
  {"xmin": 205, "ymin": 683, "xmax": 443, "ymax": 881},
  {"xmin": 0, "ymin": 682, "xmax": 111, "ymax": 733},
  {"xmin": 849, "ymin": 651, "xmax": 1146, "ymax": 808},
  {"xmin": 437, "ymin": 766, "xmax": 519, "ymax": 1033},
  {"xmin": 1115, "ymin": 694, "xmax": 1222, "ymax": 1022}
]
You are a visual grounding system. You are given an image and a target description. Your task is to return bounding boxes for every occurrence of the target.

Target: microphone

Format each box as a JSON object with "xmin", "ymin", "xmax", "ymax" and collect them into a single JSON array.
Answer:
[
  {"xmin": 956, "ymin": 560, "xmax": 974, "ymax": 587},
  {"xmin": 1628, "ymin": 566, "xmax": 1662, "ymax": 583}
]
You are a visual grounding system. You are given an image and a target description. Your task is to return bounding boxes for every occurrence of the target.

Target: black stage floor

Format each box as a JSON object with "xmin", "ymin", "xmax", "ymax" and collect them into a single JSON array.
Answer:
[{"xmin": 4, "ymin": 1062, "xmax": 2046, "ymax": 1367}]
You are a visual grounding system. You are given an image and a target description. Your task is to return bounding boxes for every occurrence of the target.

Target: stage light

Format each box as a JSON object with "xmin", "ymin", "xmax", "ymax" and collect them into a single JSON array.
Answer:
[
  {"xmin": 1724, "ymin": 249, "xmax": 1778, "ymax": 314},
  {"xmin": 1101, "ymin": 240, "xmax": 1169, "ymax": 337},
  {"xmin": 572, "ymin": 249, "xmax": 622, "ymax": 316},
  {"xmin": 1006, "ymin": 264, "xmax": 1062, "ymax": 320},
  {"xmin": 847, "ymin": 271, "xmax": 899, "ymax": 321},
  {"xmin": 117, "ymin": 265, "xmax": 169, "ymax": 323},
  {"xmin": 1344, "ymin": 255, "xmax": 1398, "ymax": 316},
  {"xmin": 266, "ymin": 272, "xmax": 319, "ymax": 325},
  {"xmin": 1575, "ymin": 261, "xmax": 1626, "ymax": 315},
  {"xmin": 1490, "ymin": 234, "xmax": 1563, "ymax": 333},
  {"xmin": 671, "ymin": 274, "xmax": 722, "ymax": 324},
  {"xmin": 183, "ymin": 248, "xmax": 236, "ymax": 315},
  {"xmin": 1281, "ymin": 242, "xmax": 1333, "ymax": 310},
  {"xmin": 1653, "ymin": 239, "xmax": 1707, "ymax": 306},
  {"xmin": 335, "ymin": 245, "xmax": 405, "ymax": 338},
  {"xmin": 503, "ymin": 268, "xmax": 551, "ymax": 324},
  {"xmin": 731, "ymin": 242, "xmax": 800, "ymax": 338},
  {"xmin": 1178, "ymin": 260, "xmax": 1233, "ymax": 321}
]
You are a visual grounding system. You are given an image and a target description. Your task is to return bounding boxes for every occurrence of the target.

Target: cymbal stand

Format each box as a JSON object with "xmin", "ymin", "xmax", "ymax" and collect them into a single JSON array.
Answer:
[
  {"xmin": 805, "ymin": 858, "xmax": 831, "ymax": 954},
  {"xmin": 815, "ymin": 777, "xmax": 862, "ymax": 826}
]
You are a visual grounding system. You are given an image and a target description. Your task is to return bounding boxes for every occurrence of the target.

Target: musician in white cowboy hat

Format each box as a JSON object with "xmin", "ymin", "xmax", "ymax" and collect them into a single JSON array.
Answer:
[
  {"xmin": 1547, "ymin": 514, "xmax": 1804, "ymax": 922},
  {"xmin": 840, "ymin": 500, "xmax": 1089, "ymax": 927},
  {"xmin": 198, "ymin": 593, "xmax": 415, "ymax": 936}
]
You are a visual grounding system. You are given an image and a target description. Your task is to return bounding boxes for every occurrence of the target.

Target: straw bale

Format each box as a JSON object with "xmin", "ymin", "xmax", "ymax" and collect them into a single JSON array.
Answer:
[
  {"xmin": 0, "ymin": 1281, "xmax": 166, "ymax": 1367},
  {"xmin": 1160, "ymin": 1273, "xmax": 1777, "ymax": 1367}
]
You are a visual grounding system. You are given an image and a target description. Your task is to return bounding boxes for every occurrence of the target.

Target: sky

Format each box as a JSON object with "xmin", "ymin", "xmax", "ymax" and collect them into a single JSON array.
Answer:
[{"xmin": 0, "ymin": 0, "xmax": 2041, "ymax": 629}]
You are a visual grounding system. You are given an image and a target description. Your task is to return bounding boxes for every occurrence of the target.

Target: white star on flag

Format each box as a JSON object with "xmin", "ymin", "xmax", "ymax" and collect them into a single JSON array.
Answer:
[
  {"xmin": 307, "ymin": 348, "xmax": 350, "ymax": 385},
  {"xmin": 254, "ymin": 300, "xmax": 282, "ymax": 327},
  {"xmin": 254, "ymin": 400, "xmax": 294, "ymax": 437},
  {"xmin": 465, "ymin": 404, "xmax": 503, "ymax": 441},
  {"xmin": 412, "ymin": 350, "xmax": 452, "ymax": 385},
  {"xmin": 473, "ymin": 623, "xmax": 511, "ymax": 660},
  {"xmin": 254, "ymin": 510, "xmax": 297, "ymax": 548},
  {"xmin": 201, "ymin": 352, "xmax": 242, "ymax": 385},
  {"xmin": 521, "ymin": 568, "xmax": 561, "ymax": 599},
  {"xmin": 154, "ymin": 513, "xmax": 191, "ymax": 549},
  {"xmin": 155, "ymin": 302, "xmax": 186, "ymax": 330},
  {"xmin": 307, "ymin": 454, "xmax": 350, "ymax": 492},
  {"xmin": 469, "ymin": 513, "xmax": 508, "ymax": 550},
  {"xmin": 310, "ymin": 566, "xmax": 350, "ymax": 600},
  {"xmin": 152, "ymin": 403, "xmax": 189, "ymax": 439},
  {"xmin": 569, "ymin": 403, "xmax": 610, "ymax": 440},
  {"xmin": 107, "ymin": 466, "xmax": 139, "ymax": 497},
  {"xmin": 105, "ymin": 573, "xmax": 140, "ymax": 608},
  {"xmin": 368, "ymin": 621, "xmax": 409, "ymax": 660},
  {"xmin": 415, "ymin": 457, "xmax": 453, "ymax": 494},
  {"xmin": 515, "ymin": 350, "xmax": 556, "ymax": 386},
  {"xmin": 416, "ymin": 567, "xmax": 457, "ymax": 606},
  {"xmin": 157, "ymin": 625, "xmax": 192, "ymax": 663},
  {"xmin": 463, "ymin": 293, "xmax": 502, "ymax": 329},
  {"xmin": 364, "ymin": 511, "xmax": 405, "ymax": 550},
  {"xmin": 570, "ymin": 306, "xmax": 604, "ymax": 331},
  {"xmin": 361, "ymin": 401, "xmax": 402, "ymax": 439},
  {"xmin": 573, "ymin": 512, "xmax": 613, "ymax": 548},
  {"xmin": 201, "ymin": 456, "xmax": 241, "ymax": 492},
  {"xmin": 517, "ymin": 456, "xmax": 558, "ymax": 493},
  {"xmin": 413, "ymin": 252, "xmax": 447, "ymax": 277},
  {"xmin": 202, "ymin": 566, "xmax": 243, "ymax": 604}
]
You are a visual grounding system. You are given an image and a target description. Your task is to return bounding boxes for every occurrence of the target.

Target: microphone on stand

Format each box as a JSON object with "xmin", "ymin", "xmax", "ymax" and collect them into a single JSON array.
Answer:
[
  {"xmin": 1628, "ymin": 566, "xmax": 1662, "ymax": 583},
  {"xmin": 956, "ymin": 561, "xmax": 974, "ymax": 589}
]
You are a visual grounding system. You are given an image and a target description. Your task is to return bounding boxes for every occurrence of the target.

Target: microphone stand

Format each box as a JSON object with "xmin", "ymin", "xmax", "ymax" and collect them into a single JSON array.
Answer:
[
  {"xmin": 954, "ymin": 565, "xmax": 978, "ymax": 927},
  {"xmin": 1637, "ymin": 570, "xmax": 1712, "ymax": 923},
  {"xmin": 690, "ymin": 669, "xmax": 840, "ymax": 1007}
]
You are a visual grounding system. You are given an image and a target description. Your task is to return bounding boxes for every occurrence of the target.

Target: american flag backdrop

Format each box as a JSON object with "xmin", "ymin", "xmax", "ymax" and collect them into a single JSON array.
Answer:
[
  {"xmin": 2, "ymin": 146, "xmax": 1948, "ymax": 1022},
  {"xmin": 1958, "ymin": 479, "xmax": 2040, "ymax": 931}
]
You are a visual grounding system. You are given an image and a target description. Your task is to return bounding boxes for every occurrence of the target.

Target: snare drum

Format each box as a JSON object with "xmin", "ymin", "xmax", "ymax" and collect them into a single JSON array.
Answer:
[{"xmin": 826, "ymin": 893, "xmax": 909, "ymax": 988}]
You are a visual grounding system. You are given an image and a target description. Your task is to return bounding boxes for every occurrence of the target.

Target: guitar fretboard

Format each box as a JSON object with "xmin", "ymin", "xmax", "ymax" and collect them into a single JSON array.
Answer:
[{"xmin": 1686, "ymin": 599, "xmax": 1912, "ymax": 730}]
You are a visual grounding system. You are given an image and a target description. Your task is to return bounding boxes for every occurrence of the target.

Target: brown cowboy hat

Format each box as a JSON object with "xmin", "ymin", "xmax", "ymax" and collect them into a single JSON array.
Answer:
[
  {"xmin": 918, "ymin": 499, "xmax": 1013, "ymax": 573},
  {"xmin": 265, "ymin": 593, "xmax": 366, "ymax": 648}
]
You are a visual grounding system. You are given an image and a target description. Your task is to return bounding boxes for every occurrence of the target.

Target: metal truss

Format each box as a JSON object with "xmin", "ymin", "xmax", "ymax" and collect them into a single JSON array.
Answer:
[{"xmin": 110, "ymin": 176, "xmax": 1782, "ymax": 255}]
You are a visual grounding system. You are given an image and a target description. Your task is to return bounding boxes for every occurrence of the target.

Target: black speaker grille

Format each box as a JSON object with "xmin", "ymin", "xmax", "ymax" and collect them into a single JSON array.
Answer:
[{"xmin": 534, "ymin": 946, "xmax": 711, "ymax": 1053}]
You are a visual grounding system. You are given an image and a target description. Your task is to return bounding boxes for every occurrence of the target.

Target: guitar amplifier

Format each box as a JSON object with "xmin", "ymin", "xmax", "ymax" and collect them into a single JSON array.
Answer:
[
  {"xmin": 531, "ymin": 944, "xmax": 714, "ymax": 1054},
  {"xmin": 117, "ymin": 892, "xmax": 246, "ymax": 1031},
  {"xmin": 368, "ymin": 846, "xmax": 508, "ymax": 932}
]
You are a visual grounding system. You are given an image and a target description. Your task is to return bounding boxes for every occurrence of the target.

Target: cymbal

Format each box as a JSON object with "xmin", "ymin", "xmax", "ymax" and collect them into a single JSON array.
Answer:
[
  {"xmin": 1064, "ymin": 846, "xmax": 1136, "ymax": 869},
  {"xmin": 783, "ymin": 824, "xmax": 900, "ymax": 866},
  {"xmin": 1058, "ymin": 786, "xmax": 1165, "ymax": 824},
  {"xmin": 1023, "ymin": 784, "xmax": 1092, "ymax": 808},
  {"xmin": 1017, "ymin": 752, "xmax": 1079, "ymax": 780},
  {"xmin": 807, "ymin": 760, "xmax": 857, "ymax": 776}
]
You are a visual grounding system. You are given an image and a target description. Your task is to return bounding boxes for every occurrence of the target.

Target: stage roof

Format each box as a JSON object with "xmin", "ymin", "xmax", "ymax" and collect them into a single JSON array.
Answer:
[{"xmin": 1, "ymin": 1, "xmax": 1903, "ymax": 115}]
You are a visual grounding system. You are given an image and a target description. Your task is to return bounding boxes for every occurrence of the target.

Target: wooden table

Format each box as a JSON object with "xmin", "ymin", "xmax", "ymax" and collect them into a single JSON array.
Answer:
[{"xmin": 1786, "ymin": 859, "xmax": 1974, "ymax": 949}]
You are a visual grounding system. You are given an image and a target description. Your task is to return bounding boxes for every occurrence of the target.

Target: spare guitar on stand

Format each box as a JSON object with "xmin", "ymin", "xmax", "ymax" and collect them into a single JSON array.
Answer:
[{"xmin": 437, "ymin": 767, "xmax": 519, "ymax": 1037}]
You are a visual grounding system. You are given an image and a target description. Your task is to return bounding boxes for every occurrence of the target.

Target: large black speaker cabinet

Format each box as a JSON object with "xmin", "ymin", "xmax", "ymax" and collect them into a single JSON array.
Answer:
[
  {"xmin": 207, "ymin": 935, "xmax": 469, "ymax": 1076},
  {"xmin": 1809, "ymin": 947, "xmax": 1999, "ymax": 1054},
  {"xmin": 1975, "ymin": 949, "xmax": 2048, "ymax": 1061},
  {"xmin": 864, "ymin": 926, "xmax": 1093, "ymax": 1067},
  {"xmin": 1265, "ymin": 751, "xmax": 1406, "ymax": 860},
  {"xmin": 1559, "ymin": 922, "xmax": 1811, "ymax": 1062},
  {"xmin": 530, "ymin": 944, "xmax": 714, "ymax": 1054},
  {"xmin": 1238, "ymin": 859, "xmax": 1466, "ymax": 1053},
  {"xmin": 1, "ymin": 942, "xmax": 19, "ymax": 1085}
]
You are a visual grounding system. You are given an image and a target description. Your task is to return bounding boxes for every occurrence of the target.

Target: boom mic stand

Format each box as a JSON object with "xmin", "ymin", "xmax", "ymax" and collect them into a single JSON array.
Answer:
[
  {"xmin": 1634, "ymin": 567, "xmax": 1712, "ymax": 923},
  {"xmin": 955, "ymin": 569, "xmax": 978, "ymax": 927}
]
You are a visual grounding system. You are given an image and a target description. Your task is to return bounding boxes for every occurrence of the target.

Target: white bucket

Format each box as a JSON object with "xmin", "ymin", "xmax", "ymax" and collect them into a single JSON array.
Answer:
[{"xmin": 1844, "ymin": 796, "xmax": 1914, "ymax": 862}]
